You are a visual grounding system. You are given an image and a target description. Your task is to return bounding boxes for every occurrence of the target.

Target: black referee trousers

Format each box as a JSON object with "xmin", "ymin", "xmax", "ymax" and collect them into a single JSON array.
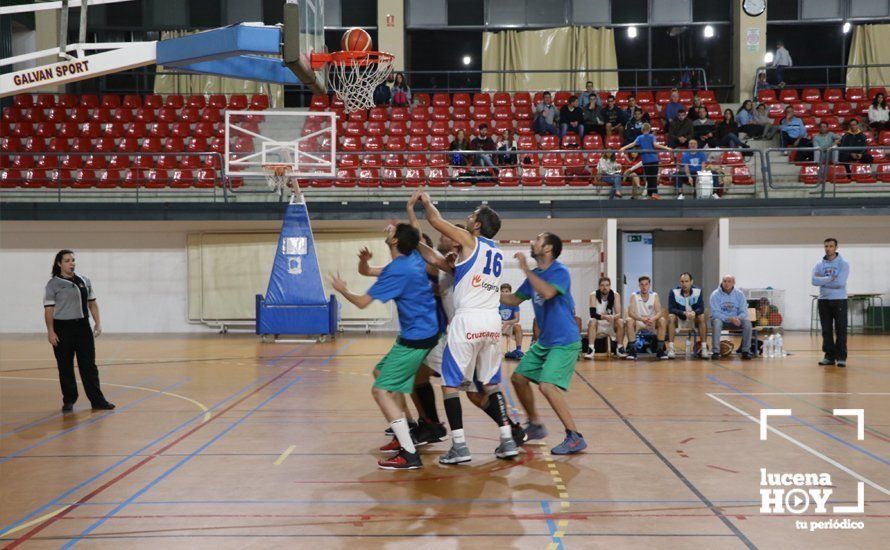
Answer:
[
  {"xmin": 53, "ymin": 319, "xmax": 107, "ymax": 406},
  {"xmin": 818, "ymin": 299, "xmax": 848, "ymax": 362}
]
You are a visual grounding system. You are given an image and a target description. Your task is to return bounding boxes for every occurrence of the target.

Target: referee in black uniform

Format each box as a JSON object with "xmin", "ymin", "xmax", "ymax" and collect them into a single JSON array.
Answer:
[{"xmin": 44, "ymin": 250, "xmax": 115, "ymax": 412}]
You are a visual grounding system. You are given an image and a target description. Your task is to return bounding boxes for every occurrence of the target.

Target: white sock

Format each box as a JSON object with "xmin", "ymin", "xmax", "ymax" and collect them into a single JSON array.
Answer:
[
  {"xmin": 668, "ymin": 341, "xmax": 675, "ymax": 350},
  {"xmin": 390, "ymin": 418, "xmax": 416, "ymax": 454},
  {"xmin": 452, "ymin": 428, "xmax": 466, "ymax": 445},
  {"xmin": 499, "ymin": 425, "xmax": 512, "ymax": 441}
]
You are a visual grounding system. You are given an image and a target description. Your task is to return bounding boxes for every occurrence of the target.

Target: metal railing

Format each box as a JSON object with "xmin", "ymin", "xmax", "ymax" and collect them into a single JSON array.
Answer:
[
  {"xmin": 752, "ymin": 63, "xmax": 890, "ymax": 99},
  {"xmin": 0, "ymin": 151, "xmax": 229, "ymax": 202},
  {"xmin": 400, "ymin": 67, "xmax": 709, "ymax": 94},
  {"xmin": 764, "ymin": 145, "xmax": 890, "ymax": 196}
]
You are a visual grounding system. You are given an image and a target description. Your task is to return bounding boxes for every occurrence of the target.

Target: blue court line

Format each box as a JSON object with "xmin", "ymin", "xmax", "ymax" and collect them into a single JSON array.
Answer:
[
  {"xmin": 0, "ymin": 343, "xmax": 310, "ymax": 536},
  {"xmin": 0, "ymin": 379, "xmax": 187, "ymax": 465},
  {"xmin": 0, "ymin": 377, "xmax": 156, "ymax": 441},
  {"xmin": 0, "ymin": 368, "xmax": 289, "ymax": 537},
  {"xmin": 707, "ymin": 376, "xmax": 890, "ymax": 465},
  {"xmin": 540, "ymin": 501, "xmax": 565, "ymax": 550},
  {"xmin": 64, "ymin": 340, "xmax": 351, "ymax": 548}
]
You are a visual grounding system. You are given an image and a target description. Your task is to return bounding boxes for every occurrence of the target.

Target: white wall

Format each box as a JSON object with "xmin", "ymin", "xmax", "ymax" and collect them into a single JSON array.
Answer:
[{"xmin": 727, "ymin": 217, "xmax": 890, "ymax": 330}]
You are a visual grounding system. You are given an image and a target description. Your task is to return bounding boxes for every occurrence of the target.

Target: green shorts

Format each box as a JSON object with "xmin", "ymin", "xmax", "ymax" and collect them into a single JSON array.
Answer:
[
  {"xmin": 373, "ymin": 340, "xmax": 433, "ymax": 394},
  {"xmin": 514, "ymin": 341, "xmax": 581, "ymax": 391}
]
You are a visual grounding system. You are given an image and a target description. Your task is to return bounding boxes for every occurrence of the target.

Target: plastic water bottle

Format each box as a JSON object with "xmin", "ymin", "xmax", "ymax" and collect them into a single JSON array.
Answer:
[
  {"xmin": 765, "ymin": 335, "xmax": 775, "ymax": 358},
  {"xmin": 776, "ymin": 334, "xmax": 784, "ymax": 357},
  {"xmin": 685, "ymin": 335, "xmax": 693, "ymax": 358}
]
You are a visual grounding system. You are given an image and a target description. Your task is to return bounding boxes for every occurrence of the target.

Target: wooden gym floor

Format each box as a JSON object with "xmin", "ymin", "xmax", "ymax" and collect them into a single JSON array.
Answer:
[{"xmin": 0, "ymin": 332, "xmax": 888, "ymax": 549}]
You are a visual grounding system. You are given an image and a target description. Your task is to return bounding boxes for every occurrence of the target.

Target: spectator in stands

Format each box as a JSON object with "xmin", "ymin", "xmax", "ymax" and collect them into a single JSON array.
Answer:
[
  {"xmin": 687, "ymin": 96, "xmax": 706, "ymax": 120},
  {"xmin": 623, "ymin": 151, "xmax": 645, "ymax": 197},
  {"xmin": 693, "ymin": 106, "xmax": 717, "ymax": 147},
  {"xmin": 559, "ymin": 95, "xmax": 585, "ymax": 140},
  {"xmin": 837, "ymin": 118, "xmax": 873, "ymax": 171},
  {"xmin": 449, "ymin": 129, "xmax": 470, "ymax": 166},
  {"xmin": 754, "ymin": 72, "xmax": 770, "ymax": 96},
  {"xmin": 868, "ymin": 93, "xmax": 889, "ymax": 132},
  {"xmin": 778, "ymin": 106, "xmax": 808, "ymax": 151},
  {"xmin": 471, "ymin": 124, "xmax": 498, "ymax": 172},
  {"xmin": 496, "ymin": 129, "xmax": 518, "ymax": 166},
  {"xmin": 620, "ymin": 123, "xmax": 672, "ymax": 200},
  {"xmin": 582, "ymin": 100, "xmax": 605, "ymax": 139},
  {"xmin": 705, "ymin": 147, "xmax": 730, "ymax": 197},
  {"xmin": 534, "ymin": 92, "xmax": 559, "ymax": 136},
  {"xmin": 772, "ymin": 41, "xmax": 793, "ymax": 86},
  {"xmin": 716, "ymin": 109, "xmax": 751, "ymax": 151},
  {"xmin": 676, "ymin": 139, "xmax": 709, "ymax": 200},
  {"xmin": 579, "ymin": 81, "xmax": 601, "ymax": 110},
  {"xmin": 623, "ymin": 108, "xmax": 647, "ymax": 145},
  {"xmin": 391, "ymin": 73, "xmax": 411, "ymax": 107},
  {"xmin": 736, "ymin": 100, "xmax": 762, "ymax": 138},
  {"xmin": 372, "ymin": 75, "xmax": 392, "ymax": 106},
  {"xmin": 663, "ymin": 90, "xmax": 684, "ymax": 129},
  {"xmin": 813, "ymin": 121, "xmax": 840, "ymax": 164},
  {"xmin": 668, "ymin": 109, "xmax": 694, "ymax": 148},
  {"xmin": 602, "ymin": 95, "xmax": 627, "ymax": 137},
  {"xmin": 597, "ymin": 151, "xmax": 624, "ymax": 199},
  {"xmin": 753, "ymin": 103, "xmax": 778, "ymax": 140},
  {"xmin": 624, "ymin": 97, "xmax": 649, "ymax": 124}
]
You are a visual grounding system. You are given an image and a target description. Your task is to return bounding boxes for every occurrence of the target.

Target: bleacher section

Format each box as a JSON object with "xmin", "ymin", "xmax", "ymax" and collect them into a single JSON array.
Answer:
[
  {"xmin": 2, "ymin": 88, "xmax": 888, "ymax": 194},
  {"xmin": 1, "ymin": 93, "xmax": 269, "ymax": 189}
]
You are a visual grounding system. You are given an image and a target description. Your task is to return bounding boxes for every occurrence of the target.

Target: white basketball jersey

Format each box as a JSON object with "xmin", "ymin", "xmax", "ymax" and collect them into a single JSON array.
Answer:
[
  {"xmin": 632, "ymin": 291, "xmax": 659, "ymax": 318},
  {"xmin": 438, "ymin": 269, "xmax": 455, "ymax": 321},
  {"xmin": 452, "ymin": 236, "xmax": 502, "ymax": 312}
]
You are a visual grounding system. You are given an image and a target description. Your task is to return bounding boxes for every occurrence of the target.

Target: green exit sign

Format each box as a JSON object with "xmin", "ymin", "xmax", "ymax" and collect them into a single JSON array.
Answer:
[{"xmin": 628, "ymin": 235, "xmax": 642, "ymax": 242}]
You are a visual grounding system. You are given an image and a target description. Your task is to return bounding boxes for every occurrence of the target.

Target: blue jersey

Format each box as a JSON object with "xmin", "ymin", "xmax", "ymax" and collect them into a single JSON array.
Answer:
[
  {"xmin": 369, "ymin": 251, "xmax": 438, "ymax": 341},
  {"xmin": 499, "ymin": 304, "xmax": 519, "ymax": 321},
  {"xmin": 680, "ymin": 151, "xmax": 708, "ymax": 174},
  {"xmin": 633, "ymin": 133, "xmax": 659, "ymax": 164},
  {"xmin": 516, "ymin": 261, "xmax": 579, "ymax": 347}
]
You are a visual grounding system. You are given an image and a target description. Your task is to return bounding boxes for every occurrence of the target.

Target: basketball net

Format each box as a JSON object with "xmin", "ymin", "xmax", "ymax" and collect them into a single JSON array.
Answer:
[
  {"xmin": 312, "ymin": 51, "xmax": 394, "ymax": 113},
  {"xmin": 263, "ymin": 163, "xmax": 303, "ymax": 204}
]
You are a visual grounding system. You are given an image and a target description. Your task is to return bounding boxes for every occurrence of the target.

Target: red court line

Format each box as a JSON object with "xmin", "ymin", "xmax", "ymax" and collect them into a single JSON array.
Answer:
[{"xmin": 6, "ymin": 359, "xmax": 307, "ymax": 548}]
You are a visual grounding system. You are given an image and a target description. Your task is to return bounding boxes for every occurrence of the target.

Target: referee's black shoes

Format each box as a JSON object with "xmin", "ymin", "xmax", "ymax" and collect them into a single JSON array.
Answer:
[
  {"xmin": 62, "ymin": 403, "xmax": 74, "ymax": 413},
  {"xmin": 91, "ymin": 402, "xmax": 116, "ymax": 410}
]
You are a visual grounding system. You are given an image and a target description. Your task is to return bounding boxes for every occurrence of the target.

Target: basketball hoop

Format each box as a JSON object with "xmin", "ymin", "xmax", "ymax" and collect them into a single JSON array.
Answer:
[
  {"xmin": 262, "ymin": 163, "xmax": 302, "ymax": 202},
  {"xmin": 311, "ymin": 50, "xmax": 394, "ymax": 113}
]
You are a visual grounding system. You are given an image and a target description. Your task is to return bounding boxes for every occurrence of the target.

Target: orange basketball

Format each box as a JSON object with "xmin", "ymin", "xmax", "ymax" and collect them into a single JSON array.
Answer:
[{"xmin": 341, "ymin": 28, "xmax": 372, "ymax": 52}]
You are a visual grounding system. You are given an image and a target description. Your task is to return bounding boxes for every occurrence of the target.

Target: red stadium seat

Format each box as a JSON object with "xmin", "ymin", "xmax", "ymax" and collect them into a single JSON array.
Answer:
[
  {"xmin": 540, "ymin": 135, "xmax": 559, "ymax": 150},
  {"xmin": 655, "ymin": 90, "xmax": 671, "ymax": 107},
  {"xmin": 811, "ymin": 102, "xmax": 830, "ymax": 117},
  {"xmin": 249, "ymin": 94, "xmax": 269, "ymax": 110},
  {"xmin": 492, "ymin": 120, "xmax": 514, "ymax": 135},
  {"xmin": 876, "ymin": 163, "xmax": 890, "ymax": 182},
  {"xmin": 100, "ymin": 95, "xmax": 121, "ymax": 109},
  {"xmin": 473, "ymin": 93, "xmax": 491, "ymax": 109},
  {"xmin": 13, "ymin": 95, "xmax": 34, "ymax": 108},
  {"xmin": 157, "ymin": 107, "xmax": 178, "ymax": 123},
  {"xmin": 43, "ymin": 107, "xmax": 66, "ymax": 123},
  {"xmin": 193, "ymin": 122, "xmax": 216, "ymax": 138},
  {"xmin": 57, "ymin": 122, "xmax": 78, "ymax": 139},
  {"xmin": 78, "ymin": 122, "xmax": 100, "ymax": 139},
  {"xmin": 46, "ymin": 137, "xmax": 69, "ymax": 152},
  {"xmin": 846, "ymin": 88, "xmax": 865, "ymax": 102},
  {"xmin": 428, "ymin": 167, "xmax": 448, "ymax": 187},
  {"xmin": 410, "ymin": 108, "xmax": 430, "ymax": 123},
  {"xmin": 452, "ymin": 93, "xmax": 470, "ymax": 108},
  {"xmin": 72, "ymin": 169, "xmax": 99, "ymax": 188},
  {"xmin": 542, "ymin": 152, "xmax": 561, "ymax": 167},
  {"xmin": 134, "ymin": 108, "xmax": 156, "ymax": 123},
  {"xmin": 310, "ymin": 94, "xmax": 329, "ymax": 110},
  {"xmin": 429, "ymin": 135, "xmax": 449, "ymax": 151},
  {"xmin": 472, "ymin": 106, "xmax": 491, "ymax": 122},
  {"xmin": 413, "ymin": 93, "xmax": 430, "ymax": 106},
  {"xmin": 179, "ymin": 107, "xmax": 199, "ymax": 123},
  {"xmin": 850, "ymin": 163, "xmax": 875, "ymax": 183},
  {"xmin": 429, "ymin": 120, "xmax": 449, "ymax": 136},
  {"xmin": 194, "ymin": 168, "xmax": 217, "ymax": 188},
  {"xmin": 553, "ymin": 92, "xmax": 570, "ymax": 108},
  {"xmin": 121, "ymin": 94, "xmax": 142, "ymax": 109},
  {"xmin": 779, "ymin": 89, "xmax": 799, "ymax": 104},
  {"xmin": 358, "ymin": 167, "xmax": 379, "ymax": 187},
  {"xmin": 83, "ymin": 155, "xmax": 107, "ymax": 170},
  {"xmin": 60, "ymin": 154, "xmax": 83, "ymax": 170},
  {"xmin": 149, "ymin": 122, "xmax": 170, "ymax": 138},
  {"xmin": 582, "ymin": 134, "xmax": 603, "ymax": 149},
  {"xmin": 385, "ymin": 135, "xmax": 406, "ymax": 151},
  {"xmin": 867, "ymin": 87, "xmax": 886, "ymax": 100},
  {"xmin": 141, "ymin": 137, "xmax": 162, "ymax": 152},
  {"xmin": 117, "ymin": 137, "xmax": 140, "ymax": 152},
  {"xmin": 381, "ymin": 167, "xmax": 403, "ymax": 187},
  {"xmin": 513, "ymin": 92, "xmax": 531, "ymax": 109},
  {"xmin": 201, "ymin": 108, "xmax": 222, "ymax": 123},
  {"xmin": 70, "ymin": 137, "xmax": 95, "ymax": 153},
  {"xmin": 403, "ymin": 167, "xmax": 424, "ymax": 187},
  {"xmin": 451, "ymin": 106, "xmax": 470, "ymax": 121},
  {"xmin": 126, "ymin": 122, "xmax": 147, "ymax": 138},
  {"xmin": 169, "ymin": 169, "xmax": 193, "ymax": 188},
  {"xmin": 208, "ymin": 94, "xmax": 227, "ymax": 109},
  {"xmin": 493, "ymin": 93, "xmax": 511, "ymax": 107},
  {"xmin": 228, "ymin": 94, "xmax": 248, "ymax": 110},
  {"xmin": 36, "ymin": 155, "xmax": 59, "ymax": 170},
  {"xmin": 732, "ymin": 165, "xmax": 755, "ymax": 185},
  {"xmin": 757, "ymin": 89, "xmax": 777, "ymax": 103},
  {"xmin": 369, "ymin": 107, "xmax": 388, "ymax": 122},
  {"xmin": 431, "ymin": 94, "xmax": 450, "ymax": 108},
  {"xmin": 187, "ymin": 95, "xmax": 206, "ymax": 109},
  {"xmin": 140, "ymin": 94, "xmax": 161, "ymax": 109},
  {"xmin": 33, "ymin": 94, "xmax": 54, "ymax": 109},
  {"xmin": 361, "ymin": 152, "xmax": 383, "ymax": 167},
  {"xmin": 498, "ymin": 166, "xmax": 519, "ymax": 186},
  {"xmin": 13, "ymin": 155, "xmax": 36, "ymax": 170},
  {"xmin": 800, "ymin": 88, "xmax": 821, "ymax": 103},
  {"xmin": 827, "ymin": 165, "xmax": 850, "ymax": 183},
  {"xmin": 520, "ymin": 166, "xmax": 542, "ymax": 186},
  {"xmin": 164, "ymin": 95, "xmax": 184, "ymax": 109},
  {"xmin": 635, "ymin": 91, "xmax": 654, "ymax": 107},
  {"xmin": 453, "ymin": 120, "xmax": 471, "ymax": 136},
  {"xmin": 822, "ymin": 88, "xmax": 842, "ymax": 102},
  {"xmin": 77, "ymin": 95, "xmax": 98, "ymax": 108}
]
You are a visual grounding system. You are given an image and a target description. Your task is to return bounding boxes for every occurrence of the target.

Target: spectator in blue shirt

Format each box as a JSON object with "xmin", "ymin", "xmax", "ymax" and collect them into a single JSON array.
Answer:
[
  {"xmin": 736, "ymin": 100, "xmax": 762, "ymax": 138},
  {"xmin": 778, "ymin": 106, "xmax": 808, "ymax": 149},
  {"xmin": 812, "ymin": 238, "xmax": 850, "ymax": 367},
  {"xmin": 579, "ymin": 81, "xmax": 601, "ymax": 110},
  {"xmin": 663, "ymin": 90, "xmax": 684, "ymax": 130},
  {"xmin": 676, "ymin": 139, "xmax": 710, "ymax": 199},
  {"xmin": 708, "ymin": 275, "xmax": 752, "ymax": 360}
]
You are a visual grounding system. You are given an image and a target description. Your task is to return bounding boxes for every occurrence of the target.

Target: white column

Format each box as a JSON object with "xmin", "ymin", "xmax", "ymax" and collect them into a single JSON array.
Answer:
[{"xmin": 377, "ymin": 0, "xmax": 405, "ymax": 71}]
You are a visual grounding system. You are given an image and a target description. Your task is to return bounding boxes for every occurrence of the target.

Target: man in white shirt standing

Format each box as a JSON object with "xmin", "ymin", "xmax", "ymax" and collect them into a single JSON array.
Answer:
[{"xmin": 772, "ymin": 41, "xmax": 793, "ymax": 86}]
